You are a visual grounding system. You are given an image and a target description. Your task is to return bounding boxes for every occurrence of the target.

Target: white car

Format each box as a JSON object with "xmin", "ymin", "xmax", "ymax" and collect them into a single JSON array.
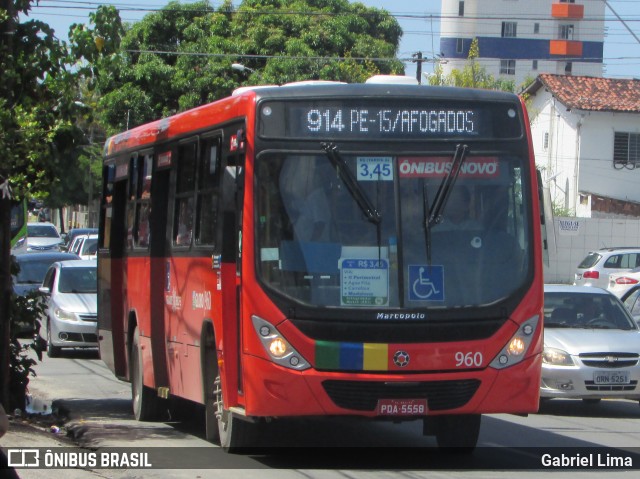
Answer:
[
  {"xmin": 608, "ymin": 267, "xmax": 640, "ymax": 298},
  {"xmin": 574, "ymin": 247, "xmax": 640, "ymax": 289},
  {"xmin": 39, "ymin": 260, "xmax": 98, "ymax": 357},
  {"xmin": 542, "ymin": 285, "xmax": 640, "ymax": 405},
  {"xmin": 69, "ymin": 233, "xmax": 98, "ymax": 260}
]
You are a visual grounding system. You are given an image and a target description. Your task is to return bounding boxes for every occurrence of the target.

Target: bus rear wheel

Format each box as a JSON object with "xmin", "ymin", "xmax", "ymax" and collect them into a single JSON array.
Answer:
[
  {"xmin": 214, "ymin": 373, "xmax": 253, "ymax": 452},
  {"xmin": 131, "ymin": 327, "xmax": 164, "ymax": 421},
  {"xmin": 431, "ymin": 414, "xmax": 481, "ymax": 452}
]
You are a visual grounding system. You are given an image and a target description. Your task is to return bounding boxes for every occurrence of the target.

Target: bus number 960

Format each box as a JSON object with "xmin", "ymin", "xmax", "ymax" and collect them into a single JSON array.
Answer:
[{"xmin": 455, "ymin": 351, "xmax": 483, "ymax": 367}]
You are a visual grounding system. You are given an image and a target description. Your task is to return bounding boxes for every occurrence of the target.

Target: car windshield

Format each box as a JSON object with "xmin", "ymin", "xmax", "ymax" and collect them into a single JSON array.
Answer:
[
  {"xmin": 81, "ymin": 238, "xmax": 98, "ymax": 255},
  {"xmin": 15, "ymin": 260, "xmax": 53, "ymax": 284},
  {"xmin": 544, "ymin": 291, "xmax": 637, "ymax": 330},
  {"xmin": 256, "ymin": 152, "xmax": 532, "ymax": 311},
  {"xmin": 27, "ymin": 225, "xmax": 59, "ymax": 238},
  {"xmin": 58, "ymin": 267, "xmax": 97, "ymax": 294}
]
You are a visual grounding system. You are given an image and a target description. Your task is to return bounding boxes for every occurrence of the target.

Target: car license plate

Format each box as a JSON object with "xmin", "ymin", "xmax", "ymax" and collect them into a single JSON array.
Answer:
[
  {"xmin": 593, "ymin": 370, "xmax": 630, "ymax": 385},
  {"xmin": 375, "ymin": 399, "xmax": 428, "ymax": 416}
]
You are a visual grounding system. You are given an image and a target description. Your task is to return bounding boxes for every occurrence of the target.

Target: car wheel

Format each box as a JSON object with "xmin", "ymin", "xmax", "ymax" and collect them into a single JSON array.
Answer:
[
  {"xmin": 130, "ymin": 327, "xmax": 164, "ymax": 421},
  {"xmin": 46, "ymin": 323, "xmax": 61, "ymax": 358}
]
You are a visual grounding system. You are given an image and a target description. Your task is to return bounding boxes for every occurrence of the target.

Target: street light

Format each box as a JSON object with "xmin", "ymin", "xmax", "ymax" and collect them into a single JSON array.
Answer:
[{"xmin": 231, "ymin": 63, "xmax": 255, "ymax": 74}]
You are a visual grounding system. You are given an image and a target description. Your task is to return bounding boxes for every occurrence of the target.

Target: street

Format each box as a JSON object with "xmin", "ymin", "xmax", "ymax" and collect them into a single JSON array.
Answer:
[{"xmin": 3, "ymin": 349, "xmax": 640, "ymax": 478}]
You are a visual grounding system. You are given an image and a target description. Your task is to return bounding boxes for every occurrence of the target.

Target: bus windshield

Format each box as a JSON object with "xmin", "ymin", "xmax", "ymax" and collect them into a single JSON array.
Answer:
[{"xmin": 256, "ymin": 151, "xmax": 531, "ymax": 311}]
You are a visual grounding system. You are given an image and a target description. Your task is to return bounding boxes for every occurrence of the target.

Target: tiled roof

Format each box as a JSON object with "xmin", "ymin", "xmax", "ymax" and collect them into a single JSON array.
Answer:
[{"xmin": 524, "ymin": 74, "xmax": 640, "ymax": 113}]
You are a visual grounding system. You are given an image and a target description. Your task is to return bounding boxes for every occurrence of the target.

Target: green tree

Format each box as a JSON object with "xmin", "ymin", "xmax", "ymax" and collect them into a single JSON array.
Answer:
[
  {"xmin": 0, "ymin": 0, "xmax": 87, "ymax": 408},
  {"xmin": 83, "ymin": 0, "xmax": 403, "ymax": 134},
  {"xmin": 428, "ymin": 39, "xmax": 516, "ymax": 92}
]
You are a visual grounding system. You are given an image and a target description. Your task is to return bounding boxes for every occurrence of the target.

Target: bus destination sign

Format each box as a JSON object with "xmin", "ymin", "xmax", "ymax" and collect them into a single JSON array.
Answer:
[
  {"xmin": 300, "ymin": 107, "xmax": 477, "ymax": 137},
  {"xmin": 259, "ymin": 100, "xmax": 522, "ymax": 141}
]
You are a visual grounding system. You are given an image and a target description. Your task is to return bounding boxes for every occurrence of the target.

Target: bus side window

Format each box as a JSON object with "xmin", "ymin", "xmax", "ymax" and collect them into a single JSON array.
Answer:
[
  {"xmin": 173, "ymin": 142, "xmax": 197, "ymax": 247},
  {"xmin": 195, "ymin": 138, "xmax": 221, "ymax": 246}
]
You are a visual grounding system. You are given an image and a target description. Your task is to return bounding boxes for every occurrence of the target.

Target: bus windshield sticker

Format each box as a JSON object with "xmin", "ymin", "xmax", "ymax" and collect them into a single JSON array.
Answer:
[
  {"xmin": 357, "ymin": 157, "xmax": 393, "ymax": 181},
  {"xmin": 340, "ymin": 259, "xmax": 389, "ymax": 307},
  {"xmin": 399, "ymin": 157, "xmax": 499, "ymax": 179},
  {"xmin": 408, "ymin": 265, "xmax": 445, "ymax": 302}
]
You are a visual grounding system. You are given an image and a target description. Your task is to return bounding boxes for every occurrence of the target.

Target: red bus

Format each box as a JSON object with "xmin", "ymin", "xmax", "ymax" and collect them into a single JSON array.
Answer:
[{"xmin": 98, "ymin": 77, "xmax": 544, "ymax": 451}]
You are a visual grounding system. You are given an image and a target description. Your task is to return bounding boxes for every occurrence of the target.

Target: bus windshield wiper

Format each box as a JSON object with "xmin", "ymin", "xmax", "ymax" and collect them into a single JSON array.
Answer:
[
  {"xmin": 428, "ymin": 144, "xmax": 469, "ymax": 227},
  {"xmin": 321, "ymin": 142, "xmax": 381, "ymax": 224},
  {"xmin": 423, "ymin": 181, "xmax": 432, "ymax": 266}
]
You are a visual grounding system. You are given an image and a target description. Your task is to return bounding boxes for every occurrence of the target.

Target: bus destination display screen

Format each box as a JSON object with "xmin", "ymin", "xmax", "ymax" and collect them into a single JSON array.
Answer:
[{"xmin": 259, "ymin": 101, "xmax": 523, "ymax": 141}]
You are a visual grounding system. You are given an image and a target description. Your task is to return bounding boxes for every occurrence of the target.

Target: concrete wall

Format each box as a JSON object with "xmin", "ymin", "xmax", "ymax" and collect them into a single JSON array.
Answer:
[{"xmin": 544, "ymin": 216, "xmax": 640, "ymax": 283}]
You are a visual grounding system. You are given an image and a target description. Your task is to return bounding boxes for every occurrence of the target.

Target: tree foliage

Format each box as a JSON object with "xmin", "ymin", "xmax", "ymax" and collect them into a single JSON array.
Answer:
[
  {"xmin": 428, "ymin": 39, "xmax": 516, "ymax": 92},
  {"xmin": 80, "ymin": 0, "xmax": 404, "ymax": 134}
]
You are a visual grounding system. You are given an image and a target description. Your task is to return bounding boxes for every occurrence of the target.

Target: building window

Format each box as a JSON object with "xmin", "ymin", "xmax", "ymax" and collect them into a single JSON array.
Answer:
[
  {"xmin": 532, "ymin": 60, "xmax": 538, "ymax": 70},
  {"xmin": 502, "ymin": 22, "xmax": 517, "ymax": 38},
  {"xmin": 543, "ymin": 132, "xmax": 549, "ymax": 150},
  {"xmin": 534, "ymin": 23, "xmax": 540, "ymax": 34},
  {"xmin": 500, "ymin": 59, "xmax": 516, "ymax": 75},
  {"xmin": 456, "ymin": 38, "xmax": 464, "ymax": 54},
  {"xmin": 613, "ymin": 132, "xmax": 640, "ymax": 169},
  {"xmin": 459, "ymin": 1, "xmax": 464, "ymax": 16},
  {"xmin": 559, "ymin": 24, "xmax": 575, "ymax": 40}
]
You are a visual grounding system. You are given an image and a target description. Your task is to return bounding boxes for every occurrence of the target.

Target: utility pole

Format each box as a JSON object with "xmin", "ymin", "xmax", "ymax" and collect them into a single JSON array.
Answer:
[{"xmin": 412, "ymin": 52, "xmax": 423, "ymax": 85}]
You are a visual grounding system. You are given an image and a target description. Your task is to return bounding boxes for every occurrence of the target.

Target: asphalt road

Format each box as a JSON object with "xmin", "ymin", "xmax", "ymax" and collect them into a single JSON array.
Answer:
[{"xmin": 3, "ymin": 348, "xmax": 640, "ymax": 478}]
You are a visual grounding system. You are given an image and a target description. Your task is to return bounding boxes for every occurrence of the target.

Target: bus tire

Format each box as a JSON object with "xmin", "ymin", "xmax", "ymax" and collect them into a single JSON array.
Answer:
[
  {"xmin": 433, "ymin": 414, "xmax": 481, "ymax": 452},
  {"xmin": 202, "ymin": 328, "xmax": 220, "ymax": 443},
  {"xmin": 214, "ymin": 372, "xmax": 253, "ymax": 452},
  {"xmin": 131, "ymin": 327, "xmax": 163, "ymax": 421},
  {"xmin": 46, "ymin": 323, "xmax": 61, "ymax": 358}
]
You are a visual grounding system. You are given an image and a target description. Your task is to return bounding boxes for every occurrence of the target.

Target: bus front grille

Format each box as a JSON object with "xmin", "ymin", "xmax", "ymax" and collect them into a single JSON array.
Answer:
[{"xmin": 322, "ymin": 379, "xmax": 481, "ymax": 412}]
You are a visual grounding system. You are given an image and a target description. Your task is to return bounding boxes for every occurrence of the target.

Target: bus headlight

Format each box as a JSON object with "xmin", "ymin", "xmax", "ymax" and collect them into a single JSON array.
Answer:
[
  {"xmin": 490, "ymin": 316, "xmax": 539, "ymax": 370},
  {"xmin": 252, "ymin": 316, "xmax": 310, "ymax": 371}
]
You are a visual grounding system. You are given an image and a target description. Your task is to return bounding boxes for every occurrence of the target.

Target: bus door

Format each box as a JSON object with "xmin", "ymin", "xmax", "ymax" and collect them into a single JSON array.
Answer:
[
  {"xmin": 217, "ymin": 125, "xmax": 245, "ymax": 405},
  {"xmin": 102, "ymin": 159, "xmax": 129, "ymax": 378},
  {"xmin": 149, "ymin": 149, "xmax": 173, "ymax": 391}
]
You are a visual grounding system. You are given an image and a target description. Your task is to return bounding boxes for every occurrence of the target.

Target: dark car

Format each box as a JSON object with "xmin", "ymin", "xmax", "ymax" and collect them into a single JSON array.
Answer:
[
  {"xmin": 13, "ymin": 252, "xmax": 81, "ymax": 296},
  {"xmin": 12, "ymin": 252, "xmax": 81, "ymax": 336}
]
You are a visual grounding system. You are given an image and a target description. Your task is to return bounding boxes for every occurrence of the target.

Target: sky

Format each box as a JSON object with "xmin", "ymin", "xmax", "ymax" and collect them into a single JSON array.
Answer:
[{"xmin": 22, "ymin": 0, "xmax": 640, "ymax": 80}]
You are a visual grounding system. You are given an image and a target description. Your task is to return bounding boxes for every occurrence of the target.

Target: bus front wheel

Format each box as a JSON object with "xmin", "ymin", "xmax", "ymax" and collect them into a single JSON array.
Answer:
[
  {"xmin": 426, "ymin": 414, "xmax": 481, "ymax": 452},
  {"xmin": 131, "ymin": 327, "xmax": 164, "ymax": 421},
  {"xmin": 214, "ymin": 373, "xmax": 253, "ymax": 452}
]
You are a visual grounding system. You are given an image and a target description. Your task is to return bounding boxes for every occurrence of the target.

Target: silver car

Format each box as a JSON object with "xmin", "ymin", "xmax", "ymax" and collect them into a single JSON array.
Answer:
[
  {"xmin": 12, "ymin": 222, "xmax": 63, "ymax": 253},
  {"xmin": 542, "ymin": 284, "xmax": 640, "ymax": 404},
  {"xmin": 39, "ymin": 260, "xmax": 98, "ymax": 357}
]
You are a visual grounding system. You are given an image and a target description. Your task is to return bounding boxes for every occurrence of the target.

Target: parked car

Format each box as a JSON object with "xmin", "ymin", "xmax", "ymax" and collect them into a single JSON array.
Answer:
[
  {"xmin": 62, "ymin": 227, "xmax": 98, "ymax": 251},
  {"xmin": 69, "ymin": 233, "xmax": 98, "ymax": 260},
  {"xmin": 11, "ymin": 252, "xmax": 80, "ymax": 336},
  {"xmin": 541, "ymin": 284, "xmax": 640, "ymax": 405},
  {"xmin": 39, "ymin": 260, "xmax": 98, "ymax": 357},
  {"xmin": 621, "ymin": 284, "xmax": 640, "ymax": 325},
  {"xmin": 608, "ymin": 267, "xmax": 640, "ymax": 298},
  {"xmin": 574, "ymin": 247, "xmax": 640, "ymax": 289}
]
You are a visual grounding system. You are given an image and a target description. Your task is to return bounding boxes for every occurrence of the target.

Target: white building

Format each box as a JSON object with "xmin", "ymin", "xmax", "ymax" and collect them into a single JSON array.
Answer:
[
  {"xmin": 524, "ymin": 74, "xmax": 640, "ymax": 218},
  {"xmin": 439, "ymin": 0, "xmax": 605, "ymax": 87}
]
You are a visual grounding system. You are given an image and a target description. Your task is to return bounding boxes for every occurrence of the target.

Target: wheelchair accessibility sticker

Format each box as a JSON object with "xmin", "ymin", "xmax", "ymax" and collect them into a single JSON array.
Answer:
[{"xmin": 408, "ymin": 265, "xmax": 444, "ymax": 301}]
